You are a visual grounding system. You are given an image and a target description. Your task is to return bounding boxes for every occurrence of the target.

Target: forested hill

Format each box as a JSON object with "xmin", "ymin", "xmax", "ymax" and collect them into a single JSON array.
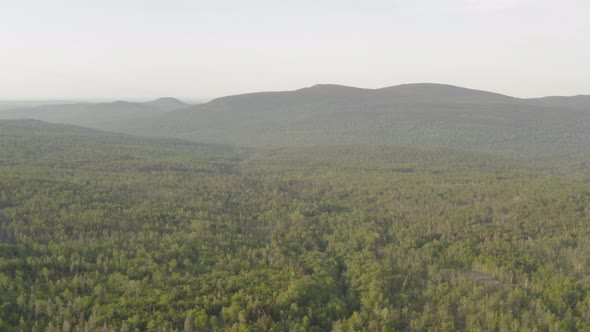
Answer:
[
  {"xmin": 2, "ymin": 120, "xmax": 590, "ymax": 330},
  {"xmin": 2, "ymin": 84, "xmax": 589, "ymax": 157},
  {"xmin": 115, "ymin": 83, "xmax": 590, "ymax": 157},
  {"xmin": 0, "ymin": 119, "xmax": 236, "ymax": 171}
]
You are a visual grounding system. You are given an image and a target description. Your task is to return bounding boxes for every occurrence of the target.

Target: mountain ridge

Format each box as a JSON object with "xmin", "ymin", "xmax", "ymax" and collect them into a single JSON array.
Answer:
[
  {"xmin": 2, "ymin": 83, "xmax": 589, "ymax": 157},
  {"xmin": 0, "ymin": 97, "xmax": 192, "ymax": 130},
  {"xmin": 207, "ymin": 83, "xmax": 523, "ymax": 106},
  {"xmin": 117, "ymin": 83, "xmax": 589, "ymax": 157}
]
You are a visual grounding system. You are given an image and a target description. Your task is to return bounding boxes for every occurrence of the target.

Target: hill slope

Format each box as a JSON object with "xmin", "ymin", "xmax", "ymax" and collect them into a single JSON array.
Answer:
[
  {"xmin": 2, "ymin": 84, "xmax": 589, "ymax": 157},
  {"xmin": 119, "ymin": 83, "xmax": 590, "ymax": 157},
  {"xmin": 0, "ymin": 119, "xmax": 235, "ymax": 170}
]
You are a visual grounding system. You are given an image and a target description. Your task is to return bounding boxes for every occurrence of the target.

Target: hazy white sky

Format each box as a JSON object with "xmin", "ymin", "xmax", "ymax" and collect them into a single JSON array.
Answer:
[{"xmin": 1, "ymin": 0, "xmax": 589, "ymax": 100}]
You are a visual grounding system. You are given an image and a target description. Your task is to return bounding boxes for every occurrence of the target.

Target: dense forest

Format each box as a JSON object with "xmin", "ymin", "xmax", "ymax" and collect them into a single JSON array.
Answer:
[{"xmin": 1, "ymin": 119, "xmax": 590, "ymax": 331}]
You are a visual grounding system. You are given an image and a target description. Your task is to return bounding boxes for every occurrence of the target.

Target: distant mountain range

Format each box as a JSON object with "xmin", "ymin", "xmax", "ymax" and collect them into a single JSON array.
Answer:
[
  {"xmin": 1, "ymin": 84, "xmax": 589, "ymax": 157},
  {"xmin": 0, "ymin": 97, "xmax": 190, "ymax": 129}
]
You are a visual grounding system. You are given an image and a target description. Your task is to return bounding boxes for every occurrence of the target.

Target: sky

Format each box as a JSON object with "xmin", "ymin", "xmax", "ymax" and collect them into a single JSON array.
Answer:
[{"xmin": 1, "ymin": 0, "xmax": 589, "ymax": 100}]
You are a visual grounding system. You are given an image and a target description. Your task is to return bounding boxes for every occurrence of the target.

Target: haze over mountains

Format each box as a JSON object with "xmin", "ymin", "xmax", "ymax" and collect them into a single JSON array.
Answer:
[
  {"xmin": 0, "ymin": 97, "xmax": 190, "ymax": 130},
  {"xmin": 1, "ymin": 83, "xmax": 589, "ymax": 157}
]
